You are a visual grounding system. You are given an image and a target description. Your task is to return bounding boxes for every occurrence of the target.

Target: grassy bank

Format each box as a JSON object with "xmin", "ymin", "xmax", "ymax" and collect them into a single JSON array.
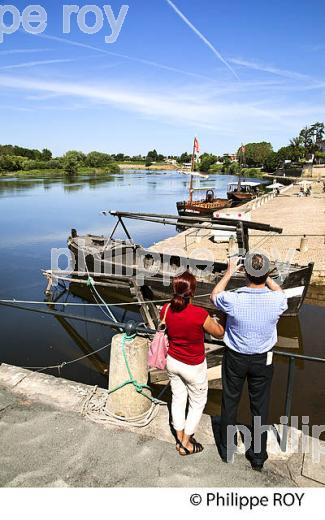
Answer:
[
  {"xmin": 0, "ymin": 165, "xmax": 268, "ymax": 178},
  {"xmin": 208, "ymin": 166, "xmax": 264, "ymax": 178},
  {"xmin": 118, "ymin": 162, "xmax": 176, "ymax": 171},
  {"xmin": 0, "ymin": 166, "xmax": 120, "ymax": 178}
]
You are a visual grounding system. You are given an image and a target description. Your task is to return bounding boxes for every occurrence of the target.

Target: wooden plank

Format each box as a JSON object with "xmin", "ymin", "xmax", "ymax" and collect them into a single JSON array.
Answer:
[
  {"xmin": 149, "ymin": 351, "xmax": 223, "ymax": 384},
  {"xmin": 130, "ymin": 278, "xmax": 159, "ymax": 329}
]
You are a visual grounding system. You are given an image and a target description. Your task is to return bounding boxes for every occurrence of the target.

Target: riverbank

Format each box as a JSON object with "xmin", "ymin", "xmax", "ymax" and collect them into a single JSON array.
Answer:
[
  {"xmin": 119, "ymin": 163, "xmax": 176, "ymax": 171},
  {"xmin": 1, "ymin": 364, "xmax": 324, "ymax": 488},
  {"xmin": 0, "ymin": 166, "xmax": 120, "ymax": 177},
  {"xmin": 150, "ymin": 181, "xmax": 325, "ymax": 287}
]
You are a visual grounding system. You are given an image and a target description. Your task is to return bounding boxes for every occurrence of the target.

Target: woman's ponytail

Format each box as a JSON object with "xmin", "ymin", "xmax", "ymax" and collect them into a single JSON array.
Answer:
[
  {"xmin": 170, "ymin": 293, "xmax": 189, "ymax": 312},
  {"xmin": 170, "ymin": 271, "xmax": 197, "ymax": 313}
]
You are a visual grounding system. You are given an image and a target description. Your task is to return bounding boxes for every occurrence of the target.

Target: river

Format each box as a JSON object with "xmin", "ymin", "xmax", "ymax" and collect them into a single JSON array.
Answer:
[{"xmin": 0, "ymin": 171, "xmax": 324, "ymax": 435}]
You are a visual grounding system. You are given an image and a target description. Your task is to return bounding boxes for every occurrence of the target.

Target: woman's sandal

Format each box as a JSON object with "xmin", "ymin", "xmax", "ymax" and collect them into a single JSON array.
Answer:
[
  {"xmin": 179, "ymin": 439, "xmax": 204, "ymax": 456},
  {"xmin": 176, "ymin": 434, "xmax": 195, "ymax": 452}
]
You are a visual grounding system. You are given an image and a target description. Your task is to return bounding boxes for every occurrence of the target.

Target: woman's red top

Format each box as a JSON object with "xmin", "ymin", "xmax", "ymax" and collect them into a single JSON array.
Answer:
[{"xmin": 160, "ymin": 303, "xmax": 209, "ymax": 366}]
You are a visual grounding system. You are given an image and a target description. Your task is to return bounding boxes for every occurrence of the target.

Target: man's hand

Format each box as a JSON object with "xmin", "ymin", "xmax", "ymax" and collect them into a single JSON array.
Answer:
[
  {"xmin": 266, "ymin": 276, "xmax": 283, "ymax": 292},
  {"xmin": 211, "ymin": 256, "xmax": 239, "ymax": 303},
  {"xmin": 227, "ymin": 256, "xmax": 240, "ymax": 276}
]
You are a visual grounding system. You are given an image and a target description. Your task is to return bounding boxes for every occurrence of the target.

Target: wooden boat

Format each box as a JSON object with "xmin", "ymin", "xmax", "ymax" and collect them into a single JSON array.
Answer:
[
  {"xmin": 67, "ymin": 211, "xmax": 314, "ymax": 317},
  {"xmin": 176, "ymin": 137, "xmax": 231, "ymax": 218},
  {"xmin": 227, "ymin": 180, "xmax": 261, "ymax": 205},
  {"xmin": 177, "ymin": 188, "xmax": 232, "ymax": 217}
]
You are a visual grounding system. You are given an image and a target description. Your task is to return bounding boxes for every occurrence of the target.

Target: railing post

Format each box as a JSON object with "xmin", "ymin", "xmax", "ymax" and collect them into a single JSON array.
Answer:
[{"xmin": 281, "ymin": 356, "xmax": 296, "ymax": 452}]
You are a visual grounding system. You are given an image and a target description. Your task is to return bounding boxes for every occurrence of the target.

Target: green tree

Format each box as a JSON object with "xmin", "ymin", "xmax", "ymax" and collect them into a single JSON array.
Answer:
[
  {"xmin": 314, "ymin": 151, "xmax": 325, "ymax": 164},
  {"xmin": 147, "ymin": 149, "xmax": 160, "ymax": 162},
  {"xmin": 178, "ymin": 152, "xmax": 192, "ymax": 164},
  {"xmin": 0, "ymin": 155, "xmax": 23, "ymax": 172},
  {"xmin": 114, "ymin": 153, "xmax": 125, "ymax": 162},
  {"xmin": 290, "ymin": 122, "xmax": 325, "ymax": 157},
  {"xmin": 198, "ymin": 153, "xmax": 218, "ymax": 172},
  {"xmin": 62, "ymin": 151, "xmax": 85, "ymax": 174},
  {"xmin": 229, "ymin": 162, "xmax": 240, "ymax": 175},
  {"xmin": 277, "ymin": 145, "xmax": 304, "ymax": 163},
  {"xmin": 41, "ymin": 148, "xmax": 52, "ymax": 161},
  {"xmin": 238, "ymin": 142, "xmax": 273, "ymax": 167},
  {"xmin": 311, "ymin": 122, "xmax": 325, "ymax": 146},
  {"xmin": 107, "ymin": 162, "xmax": 120, "ymax": 173},
  {"xmin": 85, "ymin": 151, "xmax": 112, "ymax": 167},
  {"xmin": 223, "ymin": 155, "xmax": 231, "ymax": 169},
  {"xmin": 263, "ymin": 151, "xmax": 281, "ymax": 172}
]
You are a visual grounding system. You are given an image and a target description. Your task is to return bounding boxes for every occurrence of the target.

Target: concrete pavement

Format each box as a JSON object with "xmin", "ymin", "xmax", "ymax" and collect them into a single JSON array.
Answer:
[{"xmin": 0, "ymin": 387, "xmax": 293, "ymax": 488}]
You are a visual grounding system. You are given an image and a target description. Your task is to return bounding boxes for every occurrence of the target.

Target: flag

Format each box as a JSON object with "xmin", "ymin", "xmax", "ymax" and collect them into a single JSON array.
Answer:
[{"xmin": 194, "ymin": 137, "xmax": 200, "ymax": 154}]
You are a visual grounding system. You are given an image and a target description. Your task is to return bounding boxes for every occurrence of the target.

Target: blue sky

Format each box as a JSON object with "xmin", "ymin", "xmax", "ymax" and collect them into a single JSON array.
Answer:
[{"xmin": 0, "ymin": 0, "xmax": 325, "ymax": 156}]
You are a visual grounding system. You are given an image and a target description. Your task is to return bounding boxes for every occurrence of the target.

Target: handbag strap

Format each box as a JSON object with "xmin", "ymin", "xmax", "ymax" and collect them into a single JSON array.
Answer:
[{"xmin": 161, "ymin": 303, "xmax": 171, "ymax": 325}]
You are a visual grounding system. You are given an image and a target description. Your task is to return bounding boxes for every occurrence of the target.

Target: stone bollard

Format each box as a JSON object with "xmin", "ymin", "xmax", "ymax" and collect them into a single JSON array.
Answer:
[
  {"xmin": 106, "ymin": 332, "xmax": 152, "ymax": 418},
  {"xmin": 299, "ymin": 235, "xmax": 308, "ymax": 253}
]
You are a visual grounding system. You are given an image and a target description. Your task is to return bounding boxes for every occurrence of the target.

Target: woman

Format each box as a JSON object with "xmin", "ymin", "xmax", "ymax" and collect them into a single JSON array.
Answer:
[{"xmin": 160, "ymin": 271, "xmax": 224, "ymax": 456}]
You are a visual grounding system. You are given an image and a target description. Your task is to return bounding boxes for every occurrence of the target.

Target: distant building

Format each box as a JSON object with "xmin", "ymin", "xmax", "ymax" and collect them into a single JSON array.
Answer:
[
  {"xmin": 223, "ymin": 153, "xmax": 238, "ymax": 162},
  {"xmin": 164, "ymin": 158, "xmax": 177, "ymax": 165}
]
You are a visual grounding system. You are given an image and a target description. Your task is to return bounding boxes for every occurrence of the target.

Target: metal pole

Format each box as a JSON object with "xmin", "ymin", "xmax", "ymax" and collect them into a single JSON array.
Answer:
[
  {"xmin": 189, "ymin": 137, "xmax": 196, "ymax": 203},
  {"xmin": 108, "ymin": 210, "xmax": 283, "ymax": 234},
  {"xmin": 281, "ymin": 356, "xmax": 296, "ymax": 452},
  {"xmin": 157, "ymin": 381, "xmax": 171, "ymax": 400},
  {"xmin": 0, "ymin": 301, "xmax": 156, "ymax": 335}
]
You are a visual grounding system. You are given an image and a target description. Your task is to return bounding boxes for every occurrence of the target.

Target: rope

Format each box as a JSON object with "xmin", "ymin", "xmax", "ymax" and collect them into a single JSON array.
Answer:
[
  {"xmin": 81, "ymin": 333, "xmax": 166, "ymax": 428},
  {"xmin": 106, "ymin": 334, "xmax": 158, "ymax": 402},
  {"xmin": 0, "ymin": 293, "xmax": 212, "ymax": 308},
  {"xmin": 77, "ymin": 249, "xmax": 120, "ymax": 325},
  {"xmin": 81, "ymin": 386, "xmax": 161, "ymax": 427},
  {"xmin": 0, "ymin": 298, "xmax": 169, "ymax": 307},
  {"xmin": 21, "ymin": 342, "xmax": 111, "ymax": 373},
  {"xmin": 19, "ymin": 332, "xmax": 163, "ymax": 427}
]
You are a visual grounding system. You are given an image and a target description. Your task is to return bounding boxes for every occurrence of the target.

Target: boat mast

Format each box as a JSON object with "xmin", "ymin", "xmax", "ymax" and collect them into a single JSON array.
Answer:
[
  {"xmin": 237, "ymin": 143, "xmax": 245, "ymax": 191},
  {"xmin": 189, "ymin": 137, "xmax": 197, "ymax": 203}
]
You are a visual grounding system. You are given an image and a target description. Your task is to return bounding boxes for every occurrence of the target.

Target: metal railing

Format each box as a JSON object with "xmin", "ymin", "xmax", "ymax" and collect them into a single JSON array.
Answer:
[
  {"xmin": 273, "ymin": 350, "xmax": 325, "ymax": 451},
  {"xmin": 1, "ymin": 298, "xmax": 324, "ymax": 452}
]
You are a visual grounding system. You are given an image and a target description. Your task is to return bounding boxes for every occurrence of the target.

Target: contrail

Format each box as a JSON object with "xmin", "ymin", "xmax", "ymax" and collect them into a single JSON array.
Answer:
[
  {"xmin": 30, "ymin": 33, "xmax": 216, "ymax": 81},
  {"xmin": 0, "ymin": 59, "xmax": 77, "ymax": 71},
  {"xmin": 165, "ymin": 0, "xmax": 239, "ymax": 79}
]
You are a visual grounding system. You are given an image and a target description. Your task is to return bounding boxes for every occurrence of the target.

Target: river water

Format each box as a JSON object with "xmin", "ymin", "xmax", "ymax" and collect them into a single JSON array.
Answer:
[{"xmin": 0, "ymin": 171, "xmax": 324, "ymax": 434}]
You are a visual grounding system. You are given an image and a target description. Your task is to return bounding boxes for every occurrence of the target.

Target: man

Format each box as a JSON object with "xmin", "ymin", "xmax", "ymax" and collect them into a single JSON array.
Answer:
[{"xmin": 210, "ymin": 253, "xmax": 288, "ymax": 471}]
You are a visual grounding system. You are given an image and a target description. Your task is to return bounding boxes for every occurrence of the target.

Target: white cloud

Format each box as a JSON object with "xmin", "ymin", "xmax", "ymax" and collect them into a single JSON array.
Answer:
[{"xmin": 0, "ymin": 73, "xmax": 323, "ymax": 135}]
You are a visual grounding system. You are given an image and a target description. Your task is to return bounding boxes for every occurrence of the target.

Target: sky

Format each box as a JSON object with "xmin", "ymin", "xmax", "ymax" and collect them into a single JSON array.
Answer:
[{"xmin": 0, "ymin": 0, "xmax": 325, "ymax": 156}]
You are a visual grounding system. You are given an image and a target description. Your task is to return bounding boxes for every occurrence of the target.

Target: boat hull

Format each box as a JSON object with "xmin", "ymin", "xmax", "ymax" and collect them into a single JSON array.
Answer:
[
  {"xmin": 176, "ymin": 199, "xmax": 232, "ymax": 218},
  {"xmin": 227, "ymin": 191, "xmax": 257, "ymax": 204},
  {"xmin": 68, "ymin": 234, "xmax": 314, "ymax": 317}
]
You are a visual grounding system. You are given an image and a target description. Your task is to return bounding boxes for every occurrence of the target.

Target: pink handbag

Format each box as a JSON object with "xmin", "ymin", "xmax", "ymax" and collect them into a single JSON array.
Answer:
[{"xmin": 148, "ymin": 304, "xmax": 170, "ymax": 370}]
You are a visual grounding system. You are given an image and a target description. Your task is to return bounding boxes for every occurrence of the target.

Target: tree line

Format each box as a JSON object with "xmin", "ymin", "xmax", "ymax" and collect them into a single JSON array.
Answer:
[
  {"xmin": 0, "ymin": 147, "xmax": 120, "ymax": 174},
  {"xmin": 1, "ymin": 122, "xmax": 324, "ymax": 175},
  {"xmin": 198, "ymin": 122, "xmax": 325, "ymax": 174}
]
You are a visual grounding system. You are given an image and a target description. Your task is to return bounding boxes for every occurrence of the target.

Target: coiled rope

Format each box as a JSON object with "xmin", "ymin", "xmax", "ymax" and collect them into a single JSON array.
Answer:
[{"xmin": 81, "ymin": 333, "xmax": 166, "ymax": 428}]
